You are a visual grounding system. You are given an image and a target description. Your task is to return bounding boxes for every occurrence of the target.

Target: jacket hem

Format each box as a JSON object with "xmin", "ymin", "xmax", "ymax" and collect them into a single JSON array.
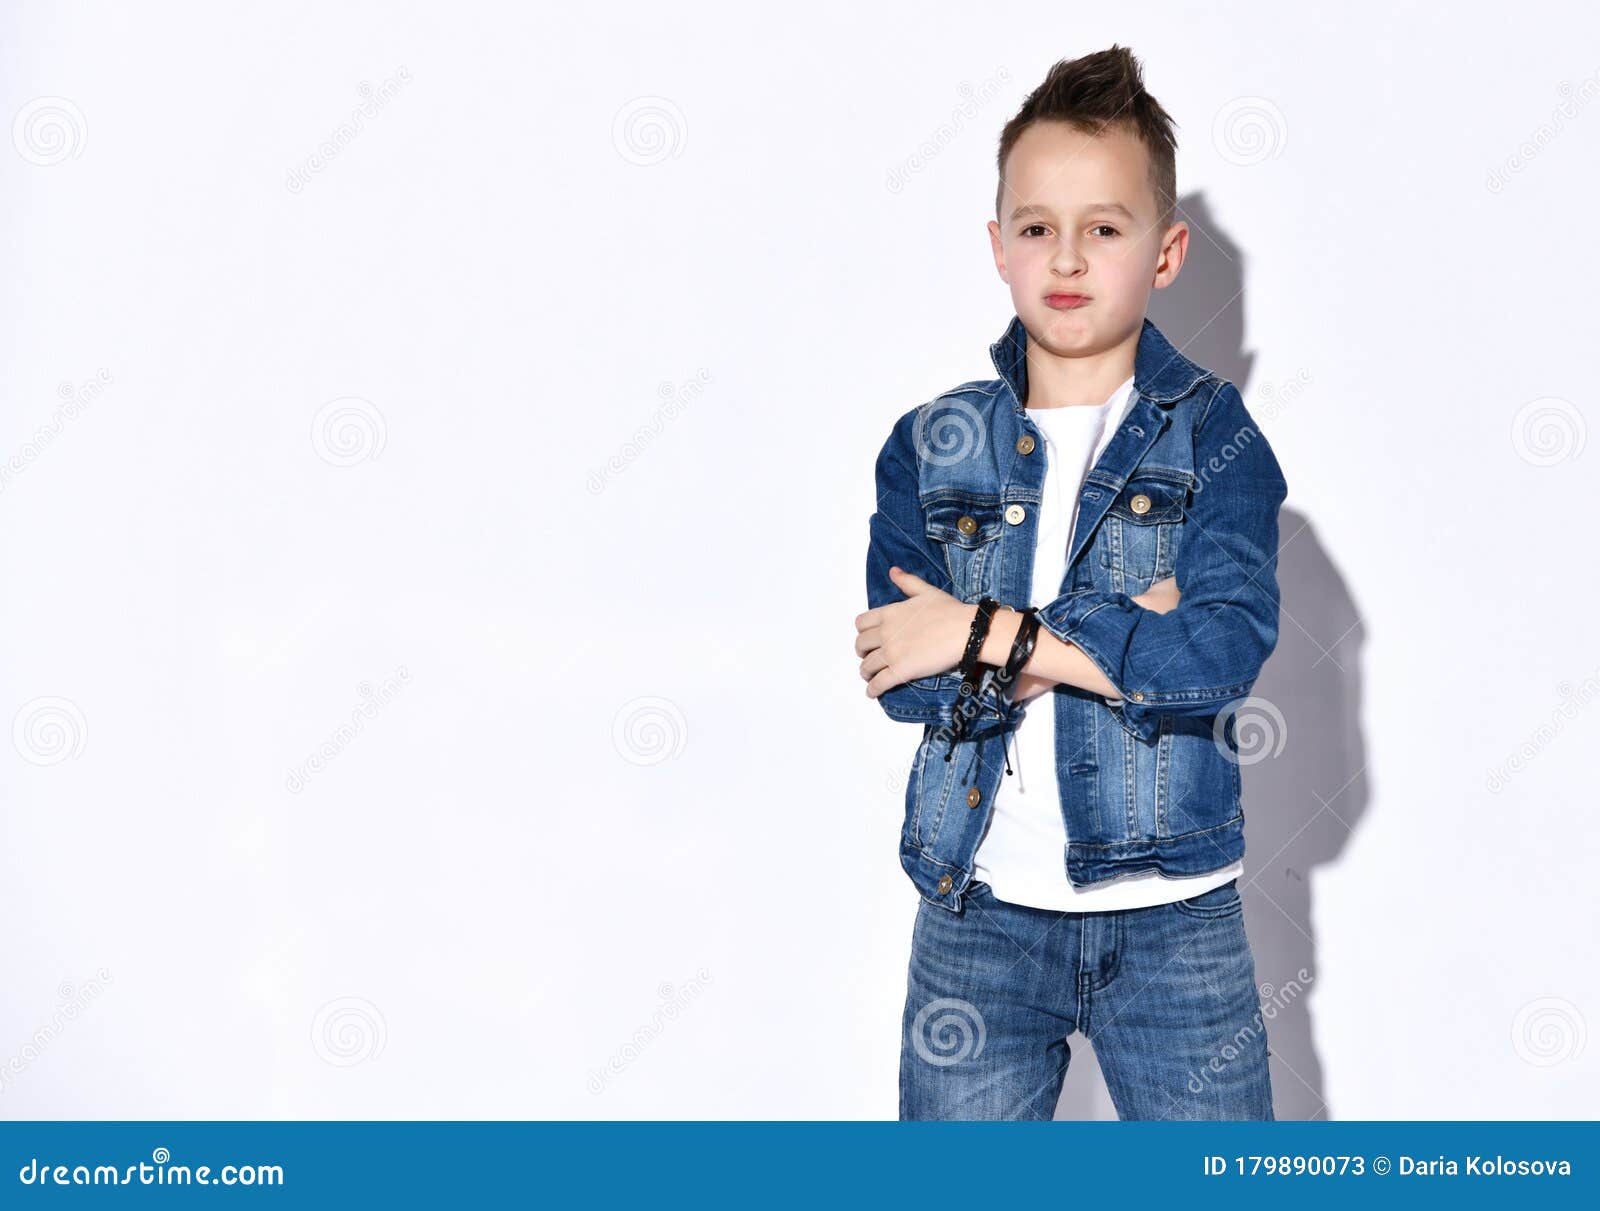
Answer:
[{"xmin": 1064, "ymin": 815, "xmax": 1246, "ymax": 886}]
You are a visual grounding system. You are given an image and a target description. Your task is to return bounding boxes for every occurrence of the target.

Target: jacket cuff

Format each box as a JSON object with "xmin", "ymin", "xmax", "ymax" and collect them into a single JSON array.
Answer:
[
  {"xmin": 1035, "ymin": 591, "xmax": 1162, "ymax": 744},
  {"xmin": 877, "ymin": 671, "xmax": 1027, "ymax": 732}
]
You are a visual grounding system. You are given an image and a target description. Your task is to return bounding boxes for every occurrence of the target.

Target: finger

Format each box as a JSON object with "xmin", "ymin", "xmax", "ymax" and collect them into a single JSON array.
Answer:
[
  {"xmin": 865, "ymin": 665, "xmax": 904, "ymax": 698},
  {"xmin": 889, "ymin": 565, "xmax": 927, "ymax": 592}
]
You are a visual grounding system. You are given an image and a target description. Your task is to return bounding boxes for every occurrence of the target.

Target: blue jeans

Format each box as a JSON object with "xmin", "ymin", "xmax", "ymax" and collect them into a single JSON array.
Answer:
[{"xmin": 899, "ymin": 878, "xmax": 1275, "ymax": 1120}]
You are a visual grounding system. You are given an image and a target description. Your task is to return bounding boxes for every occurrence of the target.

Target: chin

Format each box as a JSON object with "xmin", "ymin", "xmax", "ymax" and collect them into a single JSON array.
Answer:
[{"xmin": 1031, "ymin": 311, "xmax": 1100, "ymax": 350}]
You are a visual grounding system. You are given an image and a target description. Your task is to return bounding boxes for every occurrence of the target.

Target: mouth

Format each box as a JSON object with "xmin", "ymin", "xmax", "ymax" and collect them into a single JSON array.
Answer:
[{"xmin": 1044, "ymin": 293, "xmax": 1091, "ymax": 311}]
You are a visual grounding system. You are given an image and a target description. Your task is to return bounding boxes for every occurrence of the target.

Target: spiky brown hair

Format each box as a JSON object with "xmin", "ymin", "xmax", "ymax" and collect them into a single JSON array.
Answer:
[{"xmin": 995, "ymin": 45, "xmax": 1178, "ymax": 229}]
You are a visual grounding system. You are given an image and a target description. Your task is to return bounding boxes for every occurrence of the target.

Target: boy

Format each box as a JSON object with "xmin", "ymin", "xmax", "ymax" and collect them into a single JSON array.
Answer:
[{"xmin": 855, "ymin": 46, "xmax": 1287, "ymax": 1120}]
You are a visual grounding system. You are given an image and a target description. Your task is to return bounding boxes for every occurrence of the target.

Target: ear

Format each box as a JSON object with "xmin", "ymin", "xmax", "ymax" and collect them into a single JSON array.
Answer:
[
  {"xmin": 1152, "ymin": 220, "xmax": 1188, "ymax": 289},
  {"xmin": 987, "ymin": 219, "xmax": 1008, "ymax": 285}
]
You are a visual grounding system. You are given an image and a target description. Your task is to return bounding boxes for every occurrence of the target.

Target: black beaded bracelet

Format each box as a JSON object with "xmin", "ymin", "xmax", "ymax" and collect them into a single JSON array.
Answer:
[
  {"xmin": 956, "ymin": 597, "xmax": 1000, "ymax": 683},
  {"xmin": 942, "ymin": 598, "xmax": 1001, "ymax": 760}
]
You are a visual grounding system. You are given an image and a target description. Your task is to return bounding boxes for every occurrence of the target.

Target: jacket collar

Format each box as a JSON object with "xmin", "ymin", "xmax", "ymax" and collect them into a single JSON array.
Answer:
[
  {"xmin": 988, "ymin": 313, "xmax": 1209, "ymax": 413},
  {"xmin": 988, "ymin": 313, "xmax": 1209, "ymax": 572}
]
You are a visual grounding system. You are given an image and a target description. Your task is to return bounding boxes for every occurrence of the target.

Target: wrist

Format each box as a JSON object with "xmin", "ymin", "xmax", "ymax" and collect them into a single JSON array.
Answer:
[{"xmin": 977, "ymin": 607, "xmax": 1025, "ymax": 668}]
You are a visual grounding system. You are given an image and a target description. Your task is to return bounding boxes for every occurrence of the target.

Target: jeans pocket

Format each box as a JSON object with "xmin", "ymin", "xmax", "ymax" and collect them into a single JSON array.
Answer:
[{"xmin": 1170, "ymin": 877, "xmax": 1243, "ymax": 920}]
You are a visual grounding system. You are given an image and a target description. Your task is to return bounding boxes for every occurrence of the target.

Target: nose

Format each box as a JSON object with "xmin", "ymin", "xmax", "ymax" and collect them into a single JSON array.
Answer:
[{"xmin": 1049, "ymin": 233, "xmax": 1088, "ymax": 277}]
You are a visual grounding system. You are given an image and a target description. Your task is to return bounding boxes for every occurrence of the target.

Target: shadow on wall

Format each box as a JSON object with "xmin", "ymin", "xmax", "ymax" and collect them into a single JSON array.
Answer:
[{"xmin": 1054, "ymin": 193, "xmax": 1369, "ymax": 1122}]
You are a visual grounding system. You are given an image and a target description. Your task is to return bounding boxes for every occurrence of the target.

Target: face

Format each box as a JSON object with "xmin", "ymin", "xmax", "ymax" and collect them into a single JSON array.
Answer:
[{"xmin": 988, "ymin": 120, "xmax": 1185, "ymax": 359}]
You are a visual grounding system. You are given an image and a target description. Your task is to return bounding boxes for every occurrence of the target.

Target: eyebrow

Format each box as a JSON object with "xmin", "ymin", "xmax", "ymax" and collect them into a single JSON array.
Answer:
[{"xmin": 1009, "ymin": 201, "xmax": 1137, "ymax": 223}]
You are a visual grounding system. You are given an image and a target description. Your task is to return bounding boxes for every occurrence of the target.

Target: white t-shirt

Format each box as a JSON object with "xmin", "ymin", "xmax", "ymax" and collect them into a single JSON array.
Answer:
[{"xmin": 972, "ymin": 374, "xmax": 1244, "ymax": 911}]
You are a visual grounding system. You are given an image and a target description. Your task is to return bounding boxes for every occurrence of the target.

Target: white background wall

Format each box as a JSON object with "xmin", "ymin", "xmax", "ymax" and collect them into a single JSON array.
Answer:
[{"xmin": 2, "ymin": 0, "xmax": 1594, "ymax": 1120}]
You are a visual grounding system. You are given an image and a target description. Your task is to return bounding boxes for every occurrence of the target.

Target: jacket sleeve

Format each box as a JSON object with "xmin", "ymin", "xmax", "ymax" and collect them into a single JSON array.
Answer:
[
  {"xmin": 865, "ymin": 406, "xmax": 1026, "ymax": 733},
  {"xmin": 1034, "ymin": 380, "xmax": 1288, "ymax": 743}
]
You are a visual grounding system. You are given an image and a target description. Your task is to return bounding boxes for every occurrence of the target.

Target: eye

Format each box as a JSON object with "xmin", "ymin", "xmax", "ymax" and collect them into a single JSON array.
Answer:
[
  {"xmin": 1091, "ymin": 224, "xmax": 1121, "ymax": 238},
  {"xmin": 1020, "ymin": 223, "xmax": 1049, "ymax": 237}
]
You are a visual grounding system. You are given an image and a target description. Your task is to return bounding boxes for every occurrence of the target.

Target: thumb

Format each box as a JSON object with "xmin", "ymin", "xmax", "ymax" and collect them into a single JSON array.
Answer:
[{"xmin": 889, "ymin": 565, "xmax": 927, "ymax": 591}]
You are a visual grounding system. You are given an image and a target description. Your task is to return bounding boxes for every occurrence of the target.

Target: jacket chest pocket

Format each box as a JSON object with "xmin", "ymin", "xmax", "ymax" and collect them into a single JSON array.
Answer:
[
  {"xmin": 924, "ymin": 495, "xmax": 1005, "ymax": 601},
  {"xmin": 1097, "ymin": 477, "xmax": 1186, "ymax": 590}
]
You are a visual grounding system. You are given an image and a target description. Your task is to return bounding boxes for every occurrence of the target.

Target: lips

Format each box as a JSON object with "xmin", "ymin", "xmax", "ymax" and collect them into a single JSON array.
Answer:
[{"xmin": 1045, "ymin": 293, "xmax": 1091, "ymax": 310}]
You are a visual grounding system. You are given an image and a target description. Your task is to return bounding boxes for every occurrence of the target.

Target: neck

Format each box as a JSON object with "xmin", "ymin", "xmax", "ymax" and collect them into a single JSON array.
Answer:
[{"xmin": 1022, "ymin": 323, "xmax": 1138, "ymax": 409}]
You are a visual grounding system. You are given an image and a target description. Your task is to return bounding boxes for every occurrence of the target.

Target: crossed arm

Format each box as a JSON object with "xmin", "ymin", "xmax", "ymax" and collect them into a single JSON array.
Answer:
[
  {"xmin": 854, "ymin": 565, "xmax": 1178, "ymax": 708},
  {"xmin": 858, "ymin": 381, "xmax": 1286, "ymax": 740}
]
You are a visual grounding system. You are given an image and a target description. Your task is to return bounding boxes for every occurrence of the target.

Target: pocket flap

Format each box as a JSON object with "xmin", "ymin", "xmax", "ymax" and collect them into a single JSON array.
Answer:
[
  {"xmin": 1107, "ymin": 478, "xmax": 1186, "ymax": 524},
  {"xmin": 924, "ymin": 496, "xmax": 1005, "ymax": 547}
]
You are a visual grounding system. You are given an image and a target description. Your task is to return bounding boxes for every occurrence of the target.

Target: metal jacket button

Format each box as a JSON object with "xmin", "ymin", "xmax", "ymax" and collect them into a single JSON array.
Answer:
[
  {"xmin": 966, "ymin": 786, "xmax": 981, "ymax": 808},
  {"xmin": 1130, "ymin": 691, "xmax": 1145, "ymax": 702},
  {"xmin": 936, "ymin": 874, "xmax": 954, "ymax": 895},
  {"xmin": 957, "ymin": 515, "xmax": 978, "ymax": 535},
  {"xmin": 1129, "ymin": 493, "xmax": 1152, "ymax": 515},
  {"xmin": 1016, "ymin": 434, "xmax": 1035, "ymax": 455},
  {"xmin": 1004, "ymin": 503, "xmax": 1025, "ymax": 525}
]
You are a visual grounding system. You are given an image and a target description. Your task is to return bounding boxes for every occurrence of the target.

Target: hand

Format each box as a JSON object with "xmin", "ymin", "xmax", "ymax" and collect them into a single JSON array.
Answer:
[
  {"xmin": 1132, "ymin": 575, "xmax": 1181, "ymax": 614},
  {"xmin": 854, "ymin": 566, "xmax": 975, "ymax": 699}
]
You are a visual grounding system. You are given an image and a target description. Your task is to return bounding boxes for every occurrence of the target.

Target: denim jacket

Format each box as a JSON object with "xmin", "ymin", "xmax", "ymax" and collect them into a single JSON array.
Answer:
[{"xmin": 865, "ymin": 314, "xmax": 1288, "ymax": 912}]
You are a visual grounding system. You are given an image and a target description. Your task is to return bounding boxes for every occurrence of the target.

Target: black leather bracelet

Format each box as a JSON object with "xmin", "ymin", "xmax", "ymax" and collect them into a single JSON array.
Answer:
[{"xmin": 992, "ymin": 607, "xmax": 1042, "ymax": 704}]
